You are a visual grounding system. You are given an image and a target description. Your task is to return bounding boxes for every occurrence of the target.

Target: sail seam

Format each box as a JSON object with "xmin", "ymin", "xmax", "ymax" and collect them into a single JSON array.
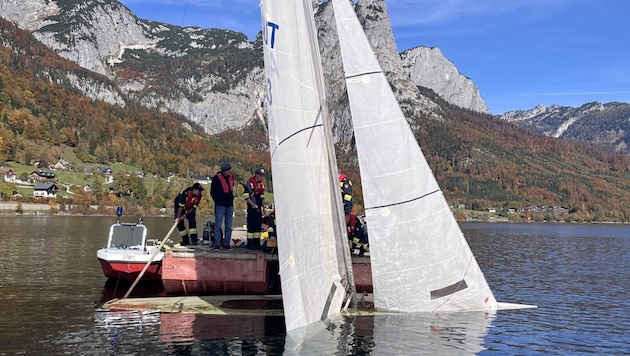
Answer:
[
  {"xmin": 365, "ymin": 189, "xmax": 440, "ymax": 211},
  {"xmin": 271, "ymin": 123, "xmax": 324, "ymax": 157},
  {"xmin": 345, "ymin": 70, "xmax": 382, "ymax": 80}
]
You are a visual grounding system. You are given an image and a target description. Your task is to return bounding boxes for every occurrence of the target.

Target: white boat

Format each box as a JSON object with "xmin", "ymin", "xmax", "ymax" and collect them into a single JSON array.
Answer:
[
  {"xmin": 96, "ymin": 217, "xmax": 164, "ymax": 282},
  {"xmin": 261, "ymin": 0, "xmax": 533, "ymax": 340}
]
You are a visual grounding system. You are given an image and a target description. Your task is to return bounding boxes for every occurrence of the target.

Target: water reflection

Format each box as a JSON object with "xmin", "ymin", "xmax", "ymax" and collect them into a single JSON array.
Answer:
[
  {"xmin": 100, "ymin": 279, "xmax": 165, "ymax": 304},
  {"xmin": 284, "ymin": 311, "xmax": 493, "ymax": 355},
  {"xmin": 91, "ymin": 304, "xmax": 493, "ymax": 355},
  {"xmin": 3, "ymin": 217, "xmax": 630, "ymax": 355}
]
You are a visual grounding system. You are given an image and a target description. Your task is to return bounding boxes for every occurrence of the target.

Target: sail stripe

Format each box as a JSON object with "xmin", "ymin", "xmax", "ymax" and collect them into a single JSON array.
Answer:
[
  {"xmin": 430, "ymin": 279, "xmax": 469, "ymax": 300},
  {"xmin": 365, "ymin": 189, "xmax": 440, "ymax": 211},
  {"xmin": 320, "ymin": 283, "xmax": 338, "ymax": 321}
]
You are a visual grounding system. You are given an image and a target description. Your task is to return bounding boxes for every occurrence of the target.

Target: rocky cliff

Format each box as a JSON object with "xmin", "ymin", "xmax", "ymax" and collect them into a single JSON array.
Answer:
[
  {"xmin": 401, "ymin": 46, "xmax": 489, "ymax": 114},
  {"xmin": 1, "ymin": 0, "xmax": 488, "ymax": 138}
]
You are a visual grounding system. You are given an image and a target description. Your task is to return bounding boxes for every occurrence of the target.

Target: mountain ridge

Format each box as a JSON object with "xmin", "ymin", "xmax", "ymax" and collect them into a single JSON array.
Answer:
[
  {"xmin": 501, "ymin": 101, "xmax": 630, "ymax": 154},
  {"xmin": 3, "ymin": 1, "xmax": 630, "ymax": 222},
  {"xmin": 1, "ymin": 0, "xmax": 490, "ymax": 138}
]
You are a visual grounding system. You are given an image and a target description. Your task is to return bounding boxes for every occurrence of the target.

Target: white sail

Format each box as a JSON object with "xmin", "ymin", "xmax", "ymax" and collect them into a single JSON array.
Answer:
[
  {"xmin": 260, "ymin": 0, "xmax": 355, "ymax": 335},
  {"xmin": 332, "ymin": 0, "xmax": 499, "ymax": 312}
]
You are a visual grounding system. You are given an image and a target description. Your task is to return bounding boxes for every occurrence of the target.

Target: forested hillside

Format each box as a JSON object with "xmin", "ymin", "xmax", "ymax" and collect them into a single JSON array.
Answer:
[
  {"xmin": 3, "ymin": 18, "xmax": 630, "ymax": 222},
  {"xmin": 0, "ymin": 19, "xmax": 268, "ymax": 214},
  {"xmin": 338, "ymin": 89, "xmax": 630, "ymax": 222}
]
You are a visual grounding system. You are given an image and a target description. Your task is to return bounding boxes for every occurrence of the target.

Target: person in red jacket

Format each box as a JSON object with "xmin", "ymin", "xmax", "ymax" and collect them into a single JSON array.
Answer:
[
  {"xmin": 174, "ymin": 182, "xmax": 204, "ymax": 246},
  {"xmin": 242, "ymin": 168, "xmax": 265, "ymax": 250}
]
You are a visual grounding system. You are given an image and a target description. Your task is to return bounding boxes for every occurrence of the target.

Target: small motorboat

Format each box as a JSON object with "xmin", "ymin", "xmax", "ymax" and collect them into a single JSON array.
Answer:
[{"xmin": 97, "ymin": 208, "xmax": 164, "ymax": 282}]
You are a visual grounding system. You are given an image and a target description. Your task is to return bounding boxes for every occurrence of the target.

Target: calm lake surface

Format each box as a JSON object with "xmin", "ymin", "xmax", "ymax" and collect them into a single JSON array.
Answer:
[{"xmin": 1, "ymin": 216, "xmax": 629, "ymax": 355}]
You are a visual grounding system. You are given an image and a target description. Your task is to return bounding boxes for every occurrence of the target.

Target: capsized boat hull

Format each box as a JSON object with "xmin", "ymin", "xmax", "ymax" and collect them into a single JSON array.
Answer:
[{"xmin": 100, "ymin": 294, "xmax": 536, "ymax": 315}]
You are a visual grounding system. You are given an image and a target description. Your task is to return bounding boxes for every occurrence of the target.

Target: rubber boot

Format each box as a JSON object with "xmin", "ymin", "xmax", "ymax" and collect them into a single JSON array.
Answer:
[
  {"xmin": 181, "ymin": 234, "xmax": 190, "ymax": 246},
  {"xmin": 253, "ymin": 238, "xmax": 261, "ymax": 250},
  {"xmin": 247, "ymin": 238, "xmax": 255, "ymax": 250},
  {"xmin": 190, "ymin": 233, "xmax": 198, "ymax": 245}
]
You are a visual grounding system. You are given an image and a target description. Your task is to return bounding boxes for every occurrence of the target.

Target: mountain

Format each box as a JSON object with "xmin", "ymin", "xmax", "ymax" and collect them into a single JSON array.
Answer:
[
  {"xmin": 501, "ymin": 102, "xmax": 630, "ymax": 154},
  {"xmin": 0, "ymin": 0, "xmax": 489, "ymax": 139},
  {"xmin": 1, "ymin": 0, "xmax": 263, "ymax": 135},
  {"xmin": 401, "ymin": 46, "xmax": 490, "ymax": 115},
  {"xmin": 0, "ymin": 17, "xmax": 268, "ymax": 181},
  {"xmin": 4, "ymin": 0, "xmax": 630, "ymax": 222}
]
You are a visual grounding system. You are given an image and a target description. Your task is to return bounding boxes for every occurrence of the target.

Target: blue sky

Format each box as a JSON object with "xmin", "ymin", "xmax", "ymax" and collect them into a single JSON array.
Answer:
[{"xmin": 117, "ymin": 0, "xmax": 630, "ymax": 114}]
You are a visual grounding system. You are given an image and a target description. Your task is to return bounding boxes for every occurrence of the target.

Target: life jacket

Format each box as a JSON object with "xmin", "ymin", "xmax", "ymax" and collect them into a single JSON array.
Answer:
[
  {"xmin": 248, "ymin": 176, "xmax": 265, "ymax": 195},
  {"xmin": 346, "ymin": 213, "xmax": 357, "ymax": 236},
  {"xmin": 185, "ymin": 190, "xmax": 201, "ymax": 210},
  {"xmin": 217, "ymin": 173, "xmax": 234, "ymax": 193}
]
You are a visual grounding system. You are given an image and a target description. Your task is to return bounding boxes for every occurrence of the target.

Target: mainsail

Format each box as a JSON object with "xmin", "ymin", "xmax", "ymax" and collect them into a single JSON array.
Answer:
[
  {"xmin": 332, "ymin": 0, "xmax": 499, "ymax": 312},
  {"xmin": 260, "ymin": 0, "xmax": 355, "ymax": 335}
]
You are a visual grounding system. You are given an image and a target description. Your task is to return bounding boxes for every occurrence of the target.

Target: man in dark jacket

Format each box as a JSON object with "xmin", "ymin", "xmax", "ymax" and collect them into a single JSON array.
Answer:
[
  {"xmin": 211, "ymin": 162, "xmax": 234, "ymax": 250},
  {"xmin": 339, "ymin": 173, "xmax": 353, "ymax": 215},
  {"xmin": 174, "ymin": 182, "xmax": 204, "ymax": 245}
]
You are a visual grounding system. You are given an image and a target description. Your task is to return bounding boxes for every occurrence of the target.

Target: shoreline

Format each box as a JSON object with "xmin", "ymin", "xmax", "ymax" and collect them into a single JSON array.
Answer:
[{"xmin": 1, "ymin": 205, "xmax": 628, "ymax": 224}]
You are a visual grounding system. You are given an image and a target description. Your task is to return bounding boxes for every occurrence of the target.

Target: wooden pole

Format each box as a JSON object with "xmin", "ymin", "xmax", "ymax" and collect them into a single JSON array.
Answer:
[{"xmin": 122, "ymin": 221, "xmax": 178, "ymax": 299}]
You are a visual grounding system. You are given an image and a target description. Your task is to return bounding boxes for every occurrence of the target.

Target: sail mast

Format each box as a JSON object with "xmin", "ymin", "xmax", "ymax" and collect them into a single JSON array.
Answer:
[{"xmin": 303, "ymin": 0, "xmax": 357, "ymax": 310}]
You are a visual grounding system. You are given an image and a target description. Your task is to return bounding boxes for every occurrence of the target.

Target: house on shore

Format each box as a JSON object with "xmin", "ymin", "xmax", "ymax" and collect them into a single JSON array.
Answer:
[
  {"xmin": 2, "ymin": 168, "xmax": 17, "ymax": 183},
  {"xmin": 34, "ymin": 183, "xmax": 59, "ymax": 198},
  {"xmin": 98, "ymin": 167, "xmax": 114, "ymax": 184},
  {"xmin": 30, "ymin": 171, "xmax": 56, "ymax": 181}
]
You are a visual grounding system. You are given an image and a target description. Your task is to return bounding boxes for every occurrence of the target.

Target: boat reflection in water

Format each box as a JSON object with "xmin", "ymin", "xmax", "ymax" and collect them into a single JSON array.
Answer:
[
  {"xmin": 99, "ymin": 285, "xmax": 492, "ymax": 353},
  {"xmin": 159, "ymin": 298, "xmax": 284, "ymax": 343},
  {"xmin": 99, "ymin": 279, "xmax": 165, "ymax": 304},
  {"xmin": 158, "ymin": 298, "xmax": 286, "ymax": 355},
  {"xmin": 158, "ymin": 305, "xmax": 493, "ymax": 354},
  {"xmin": 285, "ymin": 310, "xmax": 494, "ymax": 355}
]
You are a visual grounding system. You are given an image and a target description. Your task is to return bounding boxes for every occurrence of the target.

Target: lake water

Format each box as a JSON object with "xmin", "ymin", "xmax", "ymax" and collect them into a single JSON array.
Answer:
[{"xmin": 1, "ymin": 216, "xmax": 629, "ymax": 355}]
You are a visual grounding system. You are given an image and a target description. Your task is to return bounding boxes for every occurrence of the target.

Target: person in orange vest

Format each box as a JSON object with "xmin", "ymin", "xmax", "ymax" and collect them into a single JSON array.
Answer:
[
  {"xmin": 339, "ymin": 173, "xmax": 353, "ymax": 215},
  {"xmin": 242, "ymin": 168, "xmax": 266, "ymax": 250},
  {"xmin": 174, "ymin": 182, "xmax": 204, "ymax": 246},
  {"xmin": 346, "ymin": 213, "xmax": 368, "ymax": 257},
  {"xmin": 210, "ymin": 162, "xmax": 234, "ymax": 250}
]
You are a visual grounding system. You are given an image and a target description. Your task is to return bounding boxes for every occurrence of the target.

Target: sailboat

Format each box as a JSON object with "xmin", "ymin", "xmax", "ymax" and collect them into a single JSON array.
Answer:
[
  {"xmin": 260, "ymin": 0, "xmax": 356, "ymax": 338},
  {"xmin": 261, "ymin": 0, "xmax": 532, "ymax": 336},
  {"xmin": 332, "ymin": 0, "xmax": 502, "ymax": 313}
]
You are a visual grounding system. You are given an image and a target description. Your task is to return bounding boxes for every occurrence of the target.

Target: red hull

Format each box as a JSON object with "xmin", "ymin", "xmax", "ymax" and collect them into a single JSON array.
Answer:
[
  {"xmin": 98, "ymin": 259, "xmax": 163, "ymax": 281},
  {"xmin": 161, "ymin": 248, "xmax": 372, "ymax": 295}
]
